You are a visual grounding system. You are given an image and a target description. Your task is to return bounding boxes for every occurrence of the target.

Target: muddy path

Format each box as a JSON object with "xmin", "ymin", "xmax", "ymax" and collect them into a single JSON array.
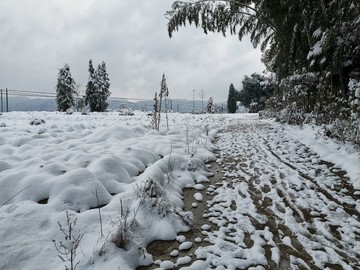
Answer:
[
  {"xmin": 139, "ymin": 119, "xmax": 360, "ymax": 269},
  {"xmin": 136, "ymin": 160, "xmax": 223, "ymax": 270}
]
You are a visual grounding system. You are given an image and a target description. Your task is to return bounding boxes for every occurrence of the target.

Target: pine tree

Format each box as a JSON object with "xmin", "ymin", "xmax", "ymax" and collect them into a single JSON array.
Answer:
[
  {"xmin": 227, "ymin": 83, "xmax": 237, "ymax": 113},
  {"xmin": 85, "ymin": 60, "xmax": 111, "ymax": 112},
  {"xmin": 56, "ymin": 64, "xmax": 76, "ymax": 112},
  {"xmin": 152, "ymin": 92, "xmax": 159, "ymax": 130},
  {"xmin": 95, "ymin": 61, "xmax": 111, "ymax": 112},
  {"xmin": 85, "ymin": 59, "xmax": 97, "ymax": 112},
  {"xmin": 207, "ymin": 97, "xmax": 215, "ymax": 113},
  {"xmin": 152, "ymin": 74, "xmax": 170, "ymax": 131},
  {"xmin": 158, "ymin": 74, "xmax": 169, "ymax": 130},
  {"xmin": 239, "ymin": 73, "xmax": 274, "ymax": 113}
]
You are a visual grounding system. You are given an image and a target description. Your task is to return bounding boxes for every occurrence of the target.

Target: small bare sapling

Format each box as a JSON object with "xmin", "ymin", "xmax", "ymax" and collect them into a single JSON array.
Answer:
[
  {"xmin": 111, "ymin": 199, "xmax": 139, "ymax": 249},
  {"xmin": 53, "ymin": 211, "xmax": 84, "ymax": 270}
]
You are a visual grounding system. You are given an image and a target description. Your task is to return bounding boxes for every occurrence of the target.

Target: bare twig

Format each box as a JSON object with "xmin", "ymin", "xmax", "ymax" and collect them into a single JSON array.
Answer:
[
  {"xmin": 53, "ymin": 211, "xmax": 83, "ymax": 270},
  {"xmin": 92, "ymin": 185, "xmax": 103, "ymax": 237},
  {"xmin": 0, "ymin": 185, "xmax": 31, "ymax": 208},
  {"xmin": 111, "ymin": 199, "xmax": 140, "ymax": 249}
]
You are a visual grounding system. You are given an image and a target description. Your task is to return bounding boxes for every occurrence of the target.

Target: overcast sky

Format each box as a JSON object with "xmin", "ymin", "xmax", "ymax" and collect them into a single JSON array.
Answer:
[{"xmin": 0, "ymin": 0, "xmax": 265, "ymax": 102}]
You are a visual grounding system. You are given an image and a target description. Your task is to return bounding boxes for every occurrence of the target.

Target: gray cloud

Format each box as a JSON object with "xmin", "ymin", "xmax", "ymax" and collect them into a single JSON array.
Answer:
[{"xmin": 0, "ymin": 0, "xmax": 265, "ymax": 102}]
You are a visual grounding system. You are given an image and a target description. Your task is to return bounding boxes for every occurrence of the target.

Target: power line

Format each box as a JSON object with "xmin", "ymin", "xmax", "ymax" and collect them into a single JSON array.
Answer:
[
  {"xmin": 1, "ymin": 88, "xmax": 152, "ymax": 101},
  {"xmin": 1, "ymin": 87, "xmax": 210, "ymax": 113}
]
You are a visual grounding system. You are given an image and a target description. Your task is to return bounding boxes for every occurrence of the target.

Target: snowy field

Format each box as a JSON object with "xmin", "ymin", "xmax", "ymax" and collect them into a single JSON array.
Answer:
[{"xmin": 0, "ymin": 111, "xmax": 359, "ymax": 270}]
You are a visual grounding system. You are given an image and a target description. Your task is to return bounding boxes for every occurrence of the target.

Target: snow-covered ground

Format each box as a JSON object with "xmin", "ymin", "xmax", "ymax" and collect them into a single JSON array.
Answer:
[
  {"xmin": 0, "ymin": 112, "xmax": 359, "ymax": 270},
  {"xmin": 193, "ymin": 119, "xmax": 360, "ymax": 270}
]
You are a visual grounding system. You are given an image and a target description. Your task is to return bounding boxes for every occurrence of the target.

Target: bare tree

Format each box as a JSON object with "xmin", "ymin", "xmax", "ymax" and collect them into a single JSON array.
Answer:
[
  {"xmin": 153, "ymin": 74, "xmax": 170, "ymax": 131},
  {"xmin": 198, "ymin": 89, "xmax": 205, "ymax": 113}
]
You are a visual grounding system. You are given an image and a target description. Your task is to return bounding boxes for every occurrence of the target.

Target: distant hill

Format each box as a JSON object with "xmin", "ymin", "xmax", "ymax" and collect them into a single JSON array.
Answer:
[
  {"xmin": 3, "ymin": 96, "xmax": 228, "ymax": 113},
  {"xmin": 3, "ymin": 97, "xmax": 57, "ymax": 112}
]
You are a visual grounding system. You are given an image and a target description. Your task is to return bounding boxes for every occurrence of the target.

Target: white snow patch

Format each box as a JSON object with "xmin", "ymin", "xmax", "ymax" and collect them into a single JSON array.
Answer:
[
  {"xmin": 193, "ymin": 193, "xmax": 203, "ymax": 202},
  {"xmin": 179, "ymin": 241, "xmax": 193, "ymax": 251}
]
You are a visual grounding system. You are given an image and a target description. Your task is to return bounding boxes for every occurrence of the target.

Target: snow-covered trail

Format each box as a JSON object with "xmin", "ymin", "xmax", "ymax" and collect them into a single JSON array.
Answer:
[{"xmin": 193, "ymin": 118, "xmax": 360, "ymax": 270}]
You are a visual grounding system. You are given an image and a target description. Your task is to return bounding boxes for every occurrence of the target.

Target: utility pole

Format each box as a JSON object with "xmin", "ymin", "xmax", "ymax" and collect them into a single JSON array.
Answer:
[
  {"xmin": 192, "ymin": 89, "xmax": 195, "ymax": 114},
  {"xmin": 6, "ymin": 88, "xmax": 9, "ymax": 112},
  {"xmin": 198, "ymin": 89, "xmax": 205, "ymax": 113},
  {"xmin": 1, "ymin": 89, "xmax": 3, "ymax": 113}
]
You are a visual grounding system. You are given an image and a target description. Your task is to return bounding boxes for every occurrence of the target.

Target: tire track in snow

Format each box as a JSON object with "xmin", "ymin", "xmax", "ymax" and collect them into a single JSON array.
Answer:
[
  {"xmin": 195, "ymin": 119, "xmax": 360, "ymax": 269},
  {"xmin": 265, "ymin": 142, "xmax": 360, "ymax": 221},
  {"xmin": 139, "ymin": 118, "xmax": 360, "ymax": 270}
]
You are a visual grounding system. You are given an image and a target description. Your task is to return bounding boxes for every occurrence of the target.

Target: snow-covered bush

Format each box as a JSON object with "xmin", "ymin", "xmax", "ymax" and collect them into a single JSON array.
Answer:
[
  {"xmin": 30, "ymin": 118, "xmax": 46, "ymax": 125},
  {"xmin": 135, "ymin": 178, "xmax": 165, "ymax": 201},
  {"xmin": 66, "ymin": 109, "xmax": 73, "ymax": 115},
  {"xmin": 349, "ymin": 79, "xmax": 360, "ymax": 110},
  {"xmin": 264, "ymin": 71, "xmax": 360, "ymax": 147},
  {"xmin": 118, "ymin": 107, "xmax": 134, "ymax": 116}
]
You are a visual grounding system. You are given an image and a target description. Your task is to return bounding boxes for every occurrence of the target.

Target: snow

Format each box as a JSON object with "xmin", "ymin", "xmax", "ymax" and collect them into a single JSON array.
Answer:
[
  {"xmin": 169, "ymin": 250, "xmax": 179, "ymax": 257},
  {"xmin": 175, "ymin": 255, "xmax": 192, "ymax": 266},
  {"xmin": 201, "ymin": 224, "xmax": 211, "ymax": 231},
  {"xmin": 176, "ymin": 235, "xmax": 186, "ymax": 243},
  {"xmin": 1, "ymin": 111, "xmax": 359, "ymax": 269},
  {"xmin": 313, "ymin": 28, "xmax": 322, "ymax": 38},
  {"xmin": 193, "ymin": 193, "xmax": 203, "ymax": 202},
  {"xmin": 0, "ymin": 111, "xmax": 219, "ymax": 270},
  {"xmin": 191, "ymin": 202, "xmax": 198, "ymax": 208},
  {"xmin": 195, "ymin": 117, "xmax": 360, "ymax": 269},
  {"xmin": 285, "ymin": 124, "xmax": 360, "ymax": 189},
  {"xmin": 193, "ymin": 184, "xmax": 205, "ymax": 190},
  {"xmin": 159, "ymin": 260, "xmax": 175, "ymax": 269},
  {"xmin": 178, "ymin": 241, "xmax": 193, "ymax": 251},
  {"xmin": 194, "ymin": 237, "xmax": 202, "ymax": 243}
]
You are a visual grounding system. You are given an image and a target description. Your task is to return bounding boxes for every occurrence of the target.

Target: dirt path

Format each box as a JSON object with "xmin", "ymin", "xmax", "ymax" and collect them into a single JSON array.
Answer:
[
  {"xmin": 139, "ymin": 119, "xmax": 360, "ymax": 269},
  {"xmin": 136, "ymin": 160, "xmax": 223, "ymax": 270}
]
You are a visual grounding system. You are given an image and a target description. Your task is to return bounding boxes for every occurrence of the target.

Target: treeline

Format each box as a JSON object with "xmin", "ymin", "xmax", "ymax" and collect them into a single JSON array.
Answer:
[
  {"xmin": 166, "ymin": 0, "xmax": 360, "ymax": 145},
  {"xmin": 227, "ymin": 73, "xmax": 275, "ymax": 113},
  {"xmin": 56, "ymin": 60, "xmax": 111, "ymax": 112}
]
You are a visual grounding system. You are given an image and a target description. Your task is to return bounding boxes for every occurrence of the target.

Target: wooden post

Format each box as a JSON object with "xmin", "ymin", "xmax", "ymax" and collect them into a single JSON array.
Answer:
[{"xmin": 6, "ymin": 88, "xmax": 9, "ymax": 112}]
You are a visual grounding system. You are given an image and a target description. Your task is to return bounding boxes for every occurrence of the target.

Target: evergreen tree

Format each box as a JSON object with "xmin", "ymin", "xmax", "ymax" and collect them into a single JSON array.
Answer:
[
  {"xmin": 239, "ymin": 73, "xmax": 274, "ymax": 113},
  {"xmin": 162, "ymin": 74, "xmax": 170, "ymax": 130},
  {"xmin": 85, "ymin": 60, "xmax": 111, "ymax": 112},
  {"xmin": 158, "ymin": 73, "xmax": 169, "ymax": 130},
  {"xmin": 153, "ymin": 74, "xmax": 170, "ymax": 131},
  {"xmin": 152, "ymin": 92, "xmax": 159, "ymax": 130},
  {"xmin": 56, "ymin": 64, "xmax": 76, "ymax": 112},
  {"xmin": 207, "ymin": 97, "xmax": 215, "ymax": 113},
  {"xmin": 227, "ymin": 83, "xmax": 237, "ymax": 113},
  {"xmin": 166, "ymin": 0, "xmax": 360, "ymax": 118},
  {"xmin": 85, "ymin": 59, "xmax": 97, "ymax": 111},
  {"xmin": 95, "ymin": 61, "xmax": 111, "ymax": 112}
]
